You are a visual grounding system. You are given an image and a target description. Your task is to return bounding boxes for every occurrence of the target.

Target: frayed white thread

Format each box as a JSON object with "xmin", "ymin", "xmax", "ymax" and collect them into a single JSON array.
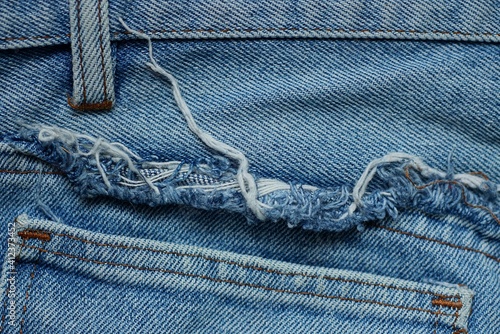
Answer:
[
  {"xmin": 121, "ymin": 164, "xmax": 319, "ymax": 197},
  {"xmin": 178, "ymin": 179, "xmax": 316, "ymax": 199},
  {"xmin": 119, "ymin": 162, "xmax": 192, "ymax": 186},
  {"xmin": 34, "ymin": 125, "xmax": 160, "ymax": 195},
  {"xmin": 347, "ymin": 152, "xmax": 492, "ymax": 216},
  {"xmin": 119, "ymin": 18, "xmax": 266, "ymax": 220},
  {"xmin": 349, "ymin": 153, "xmax": 417, "ymax": 215}
]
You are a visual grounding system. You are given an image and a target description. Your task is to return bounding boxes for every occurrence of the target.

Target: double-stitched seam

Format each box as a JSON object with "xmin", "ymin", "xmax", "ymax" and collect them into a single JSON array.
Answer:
[
  {"xmin": 67, "ymin": 0, "xmax": 114, "ymax": 110},
  {"xmin": 2, "ymin": 27, "xmax": 500, "ymax": 42},
  {"xmin": 97, "ymin": 0, "xmax": 108, "ymax": 101},
  {"xmin": 116, "ymin": 27, "xmax": 500, "ymax": 38},
  {"xmin": 15, "ymin": 242, "xmax": 456, "ymax": 317},
  {"xmin": 17, "ymin": 240, "xmax": 41, "ymax": 334},
  {"xmin": 375, "ymin": 225, "xmax": 500, "ymax": 263},
  {"xmin": 74, "ymin": 0, "xmax": 87, "ymax": 103},
  {"xmin": 20, "ymin": 229, "xmax": 458, "ymax": 299}
]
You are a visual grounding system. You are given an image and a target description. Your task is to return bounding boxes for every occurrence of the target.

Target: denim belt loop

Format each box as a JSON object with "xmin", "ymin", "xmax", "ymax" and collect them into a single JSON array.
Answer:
[{"xmin": 68, "ymin": 0, "xmax": 115, "ymax": 111}]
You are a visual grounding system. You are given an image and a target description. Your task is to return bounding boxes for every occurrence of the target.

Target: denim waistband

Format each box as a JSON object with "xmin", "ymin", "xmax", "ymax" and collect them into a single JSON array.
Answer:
[{"xmin": 1, "ymin": 0, "xmax": 499, "ymax": 50}]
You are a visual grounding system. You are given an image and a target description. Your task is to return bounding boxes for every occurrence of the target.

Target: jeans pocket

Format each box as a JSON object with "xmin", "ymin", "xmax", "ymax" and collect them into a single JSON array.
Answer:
[{"xmin": 1, "ymin": 214, "xmax": 473, "ymax": 333}]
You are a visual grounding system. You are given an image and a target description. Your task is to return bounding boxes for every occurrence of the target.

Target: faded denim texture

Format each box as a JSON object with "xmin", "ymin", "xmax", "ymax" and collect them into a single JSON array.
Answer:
[{"xmin": 0, "ymin": 0, "xmax": 499, "ymax": 333}]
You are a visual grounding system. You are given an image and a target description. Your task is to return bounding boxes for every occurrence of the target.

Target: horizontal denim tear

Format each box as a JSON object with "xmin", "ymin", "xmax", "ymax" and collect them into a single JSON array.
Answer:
[{"xmin": 3, "ymin": 124, "xmax": 499, "ymax": 233}]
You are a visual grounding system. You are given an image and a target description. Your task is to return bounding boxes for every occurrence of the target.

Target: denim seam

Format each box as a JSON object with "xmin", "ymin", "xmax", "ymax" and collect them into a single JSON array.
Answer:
[
  {"xmin": 1, "ymin": 27, "xmax": 500, "ymax": 43},
  {"xmin": 18, "ymin": 241, "xmax": 42, "ymax": 334},
  {"xmin": 116, "ymin": 28, "xmax": 500, "ymax": 38},
  {"xmin": 97, "ymin": 0, "xmax": 109, "ymax": 102},
  {"xmin": 15, "ymin": 242, "xmax": 457, "ymax": 317},
  {"xmin": 20, "ymin": 229, "xmax": 460, "ymax": 299},
  {"xmin": 375, "ymin": 225, "xmax": 500, "ymax": 264},
  {"xmin": 74, "ymin": 0, "xmax": 87, "ymax": 103}
]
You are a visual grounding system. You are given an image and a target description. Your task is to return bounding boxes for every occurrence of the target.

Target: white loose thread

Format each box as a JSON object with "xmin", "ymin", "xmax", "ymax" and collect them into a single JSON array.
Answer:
[
  {"xmin": 349, "ymin": 153, "xmax": 417, "ymax": 215},
  {"xmin": 36, "ymin": 125, "xmax": 160, "ymax": 195},
  {"xmin": 347, "ymin": 152, "xmax": 493, "ymax": 216},
  {"xmin": 119, "ymin": 18, "xmax": 266, "ymax": 220}
]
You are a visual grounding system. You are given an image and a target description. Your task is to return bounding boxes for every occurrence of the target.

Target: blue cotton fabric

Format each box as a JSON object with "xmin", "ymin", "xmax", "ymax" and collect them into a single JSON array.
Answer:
[{"xmin": 0, "ymin": 1, "xmax": 499, "ymax": 333}]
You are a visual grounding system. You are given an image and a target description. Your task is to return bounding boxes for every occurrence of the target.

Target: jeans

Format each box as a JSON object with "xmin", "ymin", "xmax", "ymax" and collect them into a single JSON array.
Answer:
[{"xmin": 0, "ymin": 0, "xmax": 498, "ymax": 333}]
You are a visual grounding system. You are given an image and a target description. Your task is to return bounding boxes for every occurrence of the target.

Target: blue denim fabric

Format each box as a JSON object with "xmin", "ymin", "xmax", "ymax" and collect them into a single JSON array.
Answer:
[
  {"xmin": 67, "ymin": 0, "xmax": 115, "ymax": 109},
  {"xmin": 0, "ymin": 1, "xmax": 499, "ymax": 333},
  {"xmin": 1, "ymin": 0, "xmax": 499, "ymax": 49}
]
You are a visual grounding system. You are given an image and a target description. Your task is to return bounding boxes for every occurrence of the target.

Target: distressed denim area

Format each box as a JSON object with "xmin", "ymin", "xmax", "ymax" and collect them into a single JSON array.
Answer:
[{"xmin": 0, "ymin": 0, "xmax": 499, "ymax": 333}]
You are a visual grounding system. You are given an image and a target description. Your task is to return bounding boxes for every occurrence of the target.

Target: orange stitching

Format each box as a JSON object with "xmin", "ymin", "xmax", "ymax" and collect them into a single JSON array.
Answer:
[
  {"xmin": 16, "ymin": 243, "xmax": 455, "ymax": 317},
  {"xmin": 404, "ymin": 165, "xmax": 500, "ymax": 225},
  {"xmin": 375, "ymin": 225, "xmax": 500, "ymax": 263},
  {"xmin": 452, "ymin": 329, "xmax": 468, "ymax": 334},
  {"xmin": 67, "ymin": 97, "xmax": 113, "ymax": 111},
  {"xmin": 18, "ymin": 231, "xmax": 51, "ymax": 242},
  {"xmin": 0, "ymin": 170, "xmax": 63, "ymax": 175},
  {"xmin": 468, "ymin": 171, "xmax": 489, "ymax": 181},
  {"xmin": 431, "ymin": 298, "xmax": 463, "ymax": 310},
  {"xmin": 2, "ymin": 27, "xmax": 500, "ymax": 43},
  {"xmin": 24, "ymin": 229, "xmax": 457, "ymax": 298}
]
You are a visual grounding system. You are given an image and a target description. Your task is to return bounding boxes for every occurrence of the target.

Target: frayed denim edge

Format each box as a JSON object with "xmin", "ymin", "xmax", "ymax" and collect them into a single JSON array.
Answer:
[{"xmin": 3, "ymin": 124, "xmax": 499, "ymax": 235}]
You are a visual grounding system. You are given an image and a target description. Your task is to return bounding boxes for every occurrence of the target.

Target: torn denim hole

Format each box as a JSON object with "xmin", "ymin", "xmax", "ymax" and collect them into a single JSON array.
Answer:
[
  {"xmin": 3, "ymin": 21, "xmax": 499, "ymax": 233},
  {"xmin": 3, "ymin": 123, "xmax": 500, "ymax": 233}
]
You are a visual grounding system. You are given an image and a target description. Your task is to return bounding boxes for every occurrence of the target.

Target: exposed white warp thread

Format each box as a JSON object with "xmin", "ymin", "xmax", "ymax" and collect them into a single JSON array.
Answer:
[{"xmin": 119, "ymin": 18, "xmax": 266, "ymax": 220}]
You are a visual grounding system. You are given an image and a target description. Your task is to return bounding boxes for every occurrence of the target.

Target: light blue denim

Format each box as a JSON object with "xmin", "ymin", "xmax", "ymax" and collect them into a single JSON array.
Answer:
[{"xmin": 0, "ymin": 0, "xmax": 499, "ymax": 333}]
